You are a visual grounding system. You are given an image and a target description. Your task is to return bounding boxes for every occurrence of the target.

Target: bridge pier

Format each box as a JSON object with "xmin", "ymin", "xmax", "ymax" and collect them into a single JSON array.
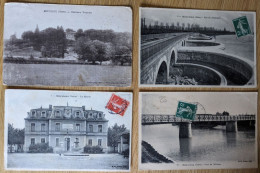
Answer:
[
  {"xmin": 226, "ymin": 121, "xmax": 238, "ymax": 132},
  {"xmin": 179, "ymin": 122, "xmax": 192, "ymax": 138}
]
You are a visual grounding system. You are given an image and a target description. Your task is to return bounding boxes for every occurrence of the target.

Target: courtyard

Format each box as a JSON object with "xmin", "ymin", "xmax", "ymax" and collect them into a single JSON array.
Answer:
[{"xmin": 7, "ymin": 153, "xmax": 129, "ymax": 170}]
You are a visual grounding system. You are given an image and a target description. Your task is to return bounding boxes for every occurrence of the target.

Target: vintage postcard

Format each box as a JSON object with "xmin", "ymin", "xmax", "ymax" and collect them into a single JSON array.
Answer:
[
  {"xmin": 139, "ymin": 92, "xmax": 257, "ymax": 170},
  {"xmin": 5, "ymin": 90, "xmax": 132, "ymax": 171},
  {"xmin": 139, "ymin": 8, "xmax": 256, "ymax": 87},
  {"xmin": 3, "ymin": 3, "xmax": 132, "ymax": 87}
]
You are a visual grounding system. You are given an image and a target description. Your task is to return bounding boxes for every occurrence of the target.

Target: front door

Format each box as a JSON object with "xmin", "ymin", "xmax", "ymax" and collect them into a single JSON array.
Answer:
[{"xmin": 66, "ymin": 138, "xmax": 70, "ymax": 151}]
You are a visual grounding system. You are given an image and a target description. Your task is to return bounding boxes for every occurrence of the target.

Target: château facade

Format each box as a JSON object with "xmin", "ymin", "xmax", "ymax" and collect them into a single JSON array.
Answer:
[{"xmin": 24, "ymin": 104, "xmax": 108, "ymax": 152}]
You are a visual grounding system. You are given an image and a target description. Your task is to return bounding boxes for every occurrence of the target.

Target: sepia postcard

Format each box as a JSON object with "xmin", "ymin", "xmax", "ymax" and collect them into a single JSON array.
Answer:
[
  {"xmin": 5, "ymin": 90, "xmax": 132, "ymax": 171},
  {"xmin": 139, "ymin": 92, "xmax": 257, "ymax": 170},
  {"xmin": 3, "ymin": 3, "xmax": 132, "ymax": 87},
  {"xmin": 139, "ymin": 8, "xmax": 256, "ymax": 87}
]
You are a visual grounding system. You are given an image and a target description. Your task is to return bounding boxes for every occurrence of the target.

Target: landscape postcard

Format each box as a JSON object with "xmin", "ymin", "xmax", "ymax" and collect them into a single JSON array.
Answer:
[
  {"xmin": 139, "ymin": 92, "xmax": 257, "ymax": 170},
  {"xmin": 139, "ymin": 8, "xmax": 256, "ymax": 87},
  {"xmin": 3, "ymin": 3, "xmax": 132, "ymax": 87},
  {"xmin": 5, "ymin": 90, "xmax": 132, "ymax": 171}
]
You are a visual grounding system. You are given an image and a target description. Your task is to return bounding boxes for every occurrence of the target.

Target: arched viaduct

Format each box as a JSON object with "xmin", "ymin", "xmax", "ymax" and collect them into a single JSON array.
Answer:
[{"xmin": 140, "ymin": 33, "xmax": 255, "ymax": 86}]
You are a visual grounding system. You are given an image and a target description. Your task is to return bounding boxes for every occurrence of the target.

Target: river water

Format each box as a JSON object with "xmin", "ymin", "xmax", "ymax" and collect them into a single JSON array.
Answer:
[
  {"xmin": 142, "ymin": 124, "xmax": 256, "ymax": 163},
  {"xmin": 215, "ymin": 35, "xmax": 255, "ymax": 61}
]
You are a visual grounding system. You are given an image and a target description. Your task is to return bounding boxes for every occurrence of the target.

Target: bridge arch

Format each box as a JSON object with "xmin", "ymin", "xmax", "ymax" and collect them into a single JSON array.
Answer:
[
  {"xmin": 169, "ymin": 47, "xmax": 178, "ymax": 67},
  {"xmin": 155, "ymin": 56, "xmax": 168, "ymax": 84}
]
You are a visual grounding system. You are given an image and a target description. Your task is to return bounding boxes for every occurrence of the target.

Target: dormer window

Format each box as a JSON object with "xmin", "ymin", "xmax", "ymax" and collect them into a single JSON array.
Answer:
[
  {"xmin": 75, "ymin": 111, "xmax": 80, "ymax": 117},
  {"xmin": 56, "ymin": 110, "xmax": 61, "ymax": 117},
  {"xmin": 31, "ymin": 111, "xmax": 36, "ymax": 117},
  {"xmin": 41, "ymin": 111, "xmax": 46, "ymax": 118},
  {"xmin": 89, "ymin": 113, "xmax": 93, "ymax": 118},
  {"xmin": 98, "ymin": 113, "xmax": 102, "ymax": 118}
]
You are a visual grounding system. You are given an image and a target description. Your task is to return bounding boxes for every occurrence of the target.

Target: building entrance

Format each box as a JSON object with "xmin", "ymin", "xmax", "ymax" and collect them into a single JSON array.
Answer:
[{"xmin": 65, "ymin": 138, "xmax": 70, "ymax": 151}]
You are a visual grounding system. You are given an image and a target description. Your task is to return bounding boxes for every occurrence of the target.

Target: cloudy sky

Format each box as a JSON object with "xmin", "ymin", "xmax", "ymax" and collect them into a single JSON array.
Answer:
[
  {"xmin": 141, "ymin": 7, "xmax": 255, "ymax": 32},
  {"xmin": 5, "ymin": 90, "xmax": 132, "ymax": 130},
  {"xmin": 4, "ymin": 3, "xmax": 132, "ymax": 39},
  {"xmin": 141, "ymin": 92, "xmax": 257, "ymax": 115}
]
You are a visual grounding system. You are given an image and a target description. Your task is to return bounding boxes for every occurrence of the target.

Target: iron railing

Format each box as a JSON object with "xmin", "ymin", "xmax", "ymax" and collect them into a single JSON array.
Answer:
[{"xmin": 142, "ymin": 114, "xmax": 255, "ymax": 124}]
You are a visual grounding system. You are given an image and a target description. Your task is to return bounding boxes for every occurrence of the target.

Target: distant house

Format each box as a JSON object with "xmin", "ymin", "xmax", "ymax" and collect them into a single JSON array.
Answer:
[
  {"xmin": 24, "ymin": 104, "xmax": 108, "ymax": 153},
  {"xmin": 117, "ymin": 130, "xmax": 130, "ymax": 154},
  {"xmin": 65, "ymin": 30, "xmax": 76, "ymax": 41}
]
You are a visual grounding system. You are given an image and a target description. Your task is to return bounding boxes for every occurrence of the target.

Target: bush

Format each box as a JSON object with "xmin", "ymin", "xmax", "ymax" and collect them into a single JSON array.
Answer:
[
  {"xmin": 83, "ymin": 145, "xmax": 103, "ymax": 153},
  {"xmin": 28, "ymin": 143, "xmax": 53, "ymax": 153}
]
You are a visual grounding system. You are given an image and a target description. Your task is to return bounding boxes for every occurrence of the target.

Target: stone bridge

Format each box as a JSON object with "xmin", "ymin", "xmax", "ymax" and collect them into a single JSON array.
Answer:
[
  {"xmin": 140, "ymin": 33, "xmax": 255, "ymax": 86},
  {"xmin": 142, "ymin": 114, "xmax": 255, "ymax": 138},
  {"xmin": 140, "ymin": 33, "xmax": 188, "ymax": 84}
]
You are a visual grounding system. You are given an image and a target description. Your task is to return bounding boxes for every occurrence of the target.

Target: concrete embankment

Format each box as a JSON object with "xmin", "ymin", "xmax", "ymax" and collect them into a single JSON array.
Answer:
[{"xmin": 142, "ymin": 141, "xmax": 173, "ymax": 163}]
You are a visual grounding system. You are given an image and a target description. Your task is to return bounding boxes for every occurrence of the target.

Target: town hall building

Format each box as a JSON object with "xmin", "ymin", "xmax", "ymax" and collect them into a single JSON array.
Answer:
[{"xmin": 24, "ymin": 104, "xmax": 108, "ymax": 153}]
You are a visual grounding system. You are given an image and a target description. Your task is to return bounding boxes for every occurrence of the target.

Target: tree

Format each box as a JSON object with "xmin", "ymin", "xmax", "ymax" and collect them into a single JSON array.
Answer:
[
  {"xmin": 112, "ymin": 46, "xmax": 132, "ymax": 65},
  {"xmin": 33, "ymin": 25, "xmax": 42, "ymax": 51},
  {"xmin": 8, "ymin": 124, "xmax": 24, "ymax": 152},
  {"xmin": 223, "ymin": 111, "xmax": 230, "ymax": 116},
  {"xmin": 107, "ymin": 123, "xmax": 127, "ymax": 152},
  {"xmin": 22, "ymin": 31, "xmax": 34, "ymax": 42},
  {"xmin": 74, "ymin": 29, "xmax": 84, "ymax": 40},
  {"xmin": 8, "ymin": 124, "xmax": 15, "ymax": 153},
  {"xmin": 40, "ymin": 27, "xmax": 67, "ymax": 58},
  {"xmin": 93, "ymin": 40, "xmax": 113, "ymax": 64},
  {"xmin": 74, "ymin": 38, "xmax": 112, "ymax": 64}
]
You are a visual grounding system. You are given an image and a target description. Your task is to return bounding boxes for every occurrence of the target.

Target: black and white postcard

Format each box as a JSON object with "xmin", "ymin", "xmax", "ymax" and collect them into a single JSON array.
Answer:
[
  {"xmin": 5, "ymin": 90, "xmax": 132, "ymax": 171},
  {"xmin": 139, "ymin": 92, "xmax": 257, "ymax": 170},
  {"xmin": 3, "ymin": 3, "xmax": 132, "ymax": 87},
  {"xmin": 140, "ymin": 8, "xmax": 256, "ymax": 87}
]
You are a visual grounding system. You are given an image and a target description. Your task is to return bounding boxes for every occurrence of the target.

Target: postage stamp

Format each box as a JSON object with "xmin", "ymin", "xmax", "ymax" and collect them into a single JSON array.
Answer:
[
  {"xmin": 232, "ymin": 16, "xmax": 251, "ymax": 38},
  {"xmin": 106, "ymin": 93, "xmax": 130, "ymax": 116},
  {"xmin": 176, "ymin": 101, "xmax": 197, "ymax": 120}
]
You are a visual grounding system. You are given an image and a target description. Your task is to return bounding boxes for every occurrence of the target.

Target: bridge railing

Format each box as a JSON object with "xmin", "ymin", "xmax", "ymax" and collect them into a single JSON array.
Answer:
[
  {"xmin": 141, "ymin": 34, "xmax": 187, "ymax": 64},
  {"xmin": 142, "ymin": 114, "xmax": 255, "ymax": 124}
]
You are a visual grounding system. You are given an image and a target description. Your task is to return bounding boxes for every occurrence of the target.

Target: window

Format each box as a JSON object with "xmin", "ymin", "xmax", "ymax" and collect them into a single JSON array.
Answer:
[
  {"xmin": 56, "ymin": 138, "xmax": 59, "ymax": 147},
  {"xmin": 32, "ymin": 111, "xmax": 36, "ymax": 117},
  {"xmin": 76, "ymin": 111, "xmax": 80, "ymax": 117},
  {"xmin": 98, "ymin": 139, "xmax": 102, "ymax": 146},
  {"xmin": 55, "ymin": 123, "xmax": 60, "ymax": 131},
  {"xmin": 88, "ymin": 139, "xmax": 92, "ymax": 146},
  {"xmin": 76, "ymin": 124, "xmax": 80, "ymax": 131},
  {"xmin": 89, "ymin": 125, "xmax": 93, "ymax": 132},
  {"xmin": 31, "ymin": 123, "xmax": 35, "ymax": 132},
  {"xmin": 89, "ymin": 113, "xmax": 93, "ymax": 118},
  {"xmin": 31, "ymin": 138, "xmax": 35, "ymax": 145},
  {"xmin": 75, "ymin": 138, "xmax": 79, "ymax": 148},
  {"xmin": 98, "ymin": 113, "xmax": 102, "ymax": 118},
  {"xmin": 41, "ymin": 111, "xmax": 46, "ymax": 117},
  {"xmin": 41, "ymin": 138, "xmax": 45, "ymax": 143},
  {"xmin": 41, "ymin": 124, "xmax": 45, "ymax": 131},
  {"xmin": 98, "ymin": 125, "xmax": 102, "ymax": 132}
]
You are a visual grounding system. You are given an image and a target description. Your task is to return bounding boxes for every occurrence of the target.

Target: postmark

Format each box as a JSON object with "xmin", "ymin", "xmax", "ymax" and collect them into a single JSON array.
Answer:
[
  {"xmin": 106, "ymin": 93, "xmax": 130, "ymax": 116},
  {"xmin": 232, "ymin": 16, "xmax": 251, "ymax": 38},
  {"xmin": 176, "ymin": 101, "xmax": 197, "ymax": 120}
]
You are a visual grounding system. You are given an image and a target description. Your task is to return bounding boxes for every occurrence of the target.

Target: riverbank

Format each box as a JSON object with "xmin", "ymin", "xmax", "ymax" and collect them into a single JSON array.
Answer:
[{"xmin": 142, "ymin": 141, "xmax": 173, "ymax": 163}]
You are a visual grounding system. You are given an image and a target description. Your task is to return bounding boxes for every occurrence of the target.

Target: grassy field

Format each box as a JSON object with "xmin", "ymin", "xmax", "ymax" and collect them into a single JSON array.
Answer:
[
  {"xmin": 3, "ymin": 63, "xmax": 131, "ymax": 86},
  {"xmin": 7, "ymin": 153, "xmax": 129, "ymax": 170}
]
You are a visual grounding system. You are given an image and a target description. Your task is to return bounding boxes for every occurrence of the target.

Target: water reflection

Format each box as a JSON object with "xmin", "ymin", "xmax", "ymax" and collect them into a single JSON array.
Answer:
[
  {"xmin": 142, "ymin": 124, "xmax": 256, "ymax": 162},
  {"xmin": 179, "ymin": 138, "xmax": 192, "ymax": 158},
  {"xmin": 226, "ymin": 132, "xmax": 237, "ymax": 148}
]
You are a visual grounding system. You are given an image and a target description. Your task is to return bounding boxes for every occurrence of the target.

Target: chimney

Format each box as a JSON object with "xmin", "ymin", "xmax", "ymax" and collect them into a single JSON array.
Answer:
[
  {"xmin": 82, "ymin": 106, "xmax": 85, "ymax": 110},
  {"xmin": 49, "ymin": 105, "xmax": 52, "ymax": 110}
]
